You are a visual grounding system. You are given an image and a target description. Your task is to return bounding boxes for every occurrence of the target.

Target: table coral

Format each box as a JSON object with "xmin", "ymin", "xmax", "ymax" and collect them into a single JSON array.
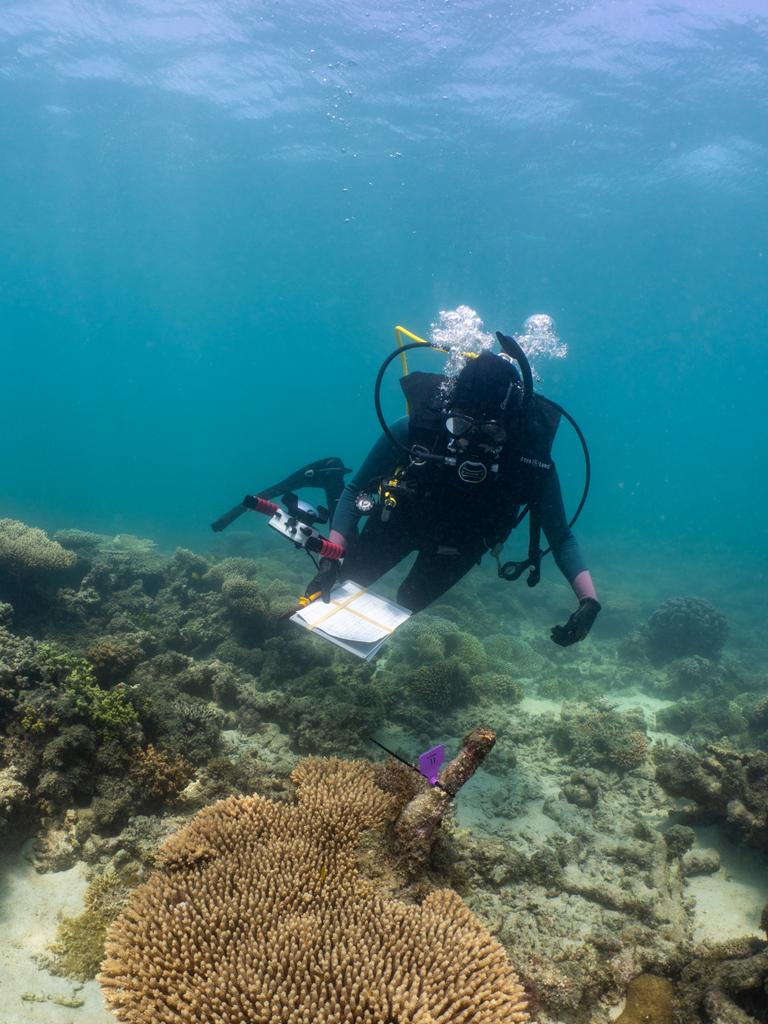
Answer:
[{"xmin": 0, "ymin": 518, "xmax": 76, "ymax": 576}]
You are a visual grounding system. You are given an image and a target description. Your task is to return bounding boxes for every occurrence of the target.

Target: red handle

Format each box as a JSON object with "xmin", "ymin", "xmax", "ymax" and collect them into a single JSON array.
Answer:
[
  {"xmin": 313, "ymin": 538, "xmax": 346, "ymax": 560},
  {"xmin": 250, "ymin": 496, "xmax": 280, "ymax": 517}
]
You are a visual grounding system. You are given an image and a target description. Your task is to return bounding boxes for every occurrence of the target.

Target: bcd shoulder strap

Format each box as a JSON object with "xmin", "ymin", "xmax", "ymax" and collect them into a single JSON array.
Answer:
[{"xmin": 399, "ymin": 371, "xmax": 448, "ymax": 448}]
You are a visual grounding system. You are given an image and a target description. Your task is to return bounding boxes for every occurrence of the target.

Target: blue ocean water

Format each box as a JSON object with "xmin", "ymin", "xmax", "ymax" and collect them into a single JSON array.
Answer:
[{"xmin": 1, "ymin": 1, "xmax": 766, "ymax": 617}]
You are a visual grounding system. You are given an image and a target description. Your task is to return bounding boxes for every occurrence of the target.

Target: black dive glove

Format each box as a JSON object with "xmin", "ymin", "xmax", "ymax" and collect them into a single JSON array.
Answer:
[
  {"xmin": 550, "ymin": 597, "xmax": 601, "ymax": 647},
  {"xmin": 305, "ymin": 558, "xmax": 340, "ymax": 604}
]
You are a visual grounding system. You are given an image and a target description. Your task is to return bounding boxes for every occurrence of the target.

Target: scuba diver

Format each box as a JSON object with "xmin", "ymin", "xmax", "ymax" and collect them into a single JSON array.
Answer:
[{"xmin": 305, "ymin": 332, "xmax": 600, "ymax": 647}]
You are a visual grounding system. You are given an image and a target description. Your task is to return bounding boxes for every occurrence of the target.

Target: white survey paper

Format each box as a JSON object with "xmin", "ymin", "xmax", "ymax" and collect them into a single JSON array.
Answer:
[{"xmin": 290, "ymin": 581, "xmax": 411, "ymax": 659}]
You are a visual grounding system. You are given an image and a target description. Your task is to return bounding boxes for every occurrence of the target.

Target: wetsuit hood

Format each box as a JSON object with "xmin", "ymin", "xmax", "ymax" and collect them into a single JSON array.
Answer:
[{"xmin": 450, "ymin": 351, "xmax": 523, "ymax": 422}]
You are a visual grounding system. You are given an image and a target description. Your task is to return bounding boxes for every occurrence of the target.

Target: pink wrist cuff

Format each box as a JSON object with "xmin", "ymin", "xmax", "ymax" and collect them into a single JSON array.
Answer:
[
  {"xmin": 329, "ymin": 529, "xmax": 348, "ymax": 555},
  {"xmin": 572, "ymin": 570, "xmax": 597, "ymax": 602}
]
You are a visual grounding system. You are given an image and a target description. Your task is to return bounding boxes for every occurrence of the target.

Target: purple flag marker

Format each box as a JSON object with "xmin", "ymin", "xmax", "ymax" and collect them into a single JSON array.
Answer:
[{"xmin": 418, "ymin": 744, "xmax": 445, "ymax": 786}]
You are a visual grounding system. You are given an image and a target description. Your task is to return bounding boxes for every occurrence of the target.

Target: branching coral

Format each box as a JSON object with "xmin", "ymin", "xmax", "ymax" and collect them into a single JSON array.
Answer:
[
  {"xmin": 86, "ymin": 635, "xmax": 144, "ymax": 686},
  {"xmin": 554, "ymin": 703, "xmax": 649, "ymax": 773},
  {"xmin": 477, "ymin": 673, "xmax": 525, "ymax": 704},
  {"xmin": 38, "ymin": 644, "xmax": 139, "ymax": 738},
  {"xmin": 221, "ymin": 575, "xmax": 270, "ymax": 632},
  {"xmin": 100, "ymin": 757, "xmax": 530, "ymax": 1023},
  {"xmin": 129, "ymin": 744, "xmax": 194, "ymax": 801},
  {"xmin": 409, "ymin": 657, "xmax": 473, "ymax": 710}
]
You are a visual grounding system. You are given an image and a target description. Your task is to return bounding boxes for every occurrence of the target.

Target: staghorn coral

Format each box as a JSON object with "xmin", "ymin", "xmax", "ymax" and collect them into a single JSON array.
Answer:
[
  {"xmin": 100, "ymin": 757, "xmax": 530, "ymax": 1024},
  {"xmin": 644, "ymin": 597, "xmax": 729, "ymax": 664},
  {"xmin": 0, "ymin": 518, "xmax": 76, "ymax": 575}
]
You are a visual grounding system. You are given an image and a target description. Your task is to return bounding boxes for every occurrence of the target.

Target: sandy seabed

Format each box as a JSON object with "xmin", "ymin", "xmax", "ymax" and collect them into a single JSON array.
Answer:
[{"xmin": 0, "ymin": 847, "xmax": 114, "ymax": 1024}]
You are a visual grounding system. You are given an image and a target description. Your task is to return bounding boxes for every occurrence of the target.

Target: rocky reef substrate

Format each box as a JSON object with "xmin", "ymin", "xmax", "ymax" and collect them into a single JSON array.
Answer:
[{"xmin": 0, "ymin": 517, "xmax": 766, "ymax": 1023}]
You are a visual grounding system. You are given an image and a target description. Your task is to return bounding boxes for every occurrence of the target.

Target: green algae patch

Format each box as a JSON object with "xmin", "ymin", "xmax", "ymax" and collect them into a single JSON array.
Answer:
[
  {"xmin": 49, "ymin": 869, "xmax": 131, "ymax": 982},
  {"xmin": 615, "ymin": 974, "xmax": 674, "ymax": 1024}
]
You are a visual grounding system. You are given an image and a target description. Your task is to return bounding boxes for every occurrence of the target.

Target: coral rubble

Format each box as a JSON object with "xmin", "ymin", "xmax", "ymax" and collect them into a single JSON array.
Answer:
[{"xmin": 655, "ymin": 743, "xmax": 768, "ymax": 851}]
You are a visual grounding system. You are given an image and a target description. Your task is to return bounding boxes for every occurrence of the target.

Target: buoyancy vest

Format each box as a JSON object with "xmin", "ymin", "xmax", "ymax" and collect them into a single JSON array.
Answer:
[{"xmin": 396, "ymin": 371, "xmax": 562, "ymax": 550}]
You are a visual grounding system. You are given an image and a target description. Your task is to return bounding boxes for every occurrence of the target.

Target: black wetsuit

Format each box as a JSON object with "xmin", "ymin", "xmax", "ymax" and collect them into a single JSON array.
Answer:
[{"xmin": 333, "ymin": 418, "xmax": 587, "ymax": 612}]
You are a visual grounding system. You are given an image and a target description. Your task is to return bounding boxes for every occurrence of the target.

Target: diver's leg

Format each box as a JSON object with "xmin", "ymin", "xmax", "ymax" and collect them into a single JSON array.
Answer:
[
  {"xmin": 396, "ymin": 549, "xmax": 479, "ymax": 612},
  {"xmin": 340, "ymin": 517, "xmax": 413, "ymax": 588}
]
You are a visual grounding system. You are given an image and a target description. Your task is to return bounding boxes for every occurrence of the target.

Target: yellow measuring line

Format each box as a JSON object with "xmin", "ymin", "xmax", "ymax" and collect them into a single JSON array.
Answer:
[
  {"xmin": 304, "ymin": 586, "xmax": 370, "ymax": 631},
  {"xmin": 335, "ymin": 605, "xmax": 397, "ymax": 635},
  {"xmin": 303, "ymin": 587, "xmax": 397, "ymax": 637}
]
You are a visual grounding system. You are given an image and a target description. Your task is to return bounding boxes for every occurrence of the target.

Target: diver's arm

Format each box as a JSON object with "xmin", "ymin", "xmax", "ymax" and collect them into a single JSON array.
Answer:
[
  {"xmin": 538, "ymin": 467, "xmax": 598, "ymax": 601},
  {"xmin": 330, "ymin": 418, "xmax": 409, "ymax": 550},
  {"xmin": 539, "ymin": 467, "xmax": 600, "ymax": 645}
]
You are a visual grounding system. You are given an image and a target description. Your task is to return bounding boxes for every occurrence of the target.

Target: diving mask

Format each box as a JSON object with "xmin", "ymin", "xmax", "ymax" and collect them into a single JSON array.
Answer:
[{"xmin": 445, "ymin": 413, "xmax": 507, "ymax": 447}]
